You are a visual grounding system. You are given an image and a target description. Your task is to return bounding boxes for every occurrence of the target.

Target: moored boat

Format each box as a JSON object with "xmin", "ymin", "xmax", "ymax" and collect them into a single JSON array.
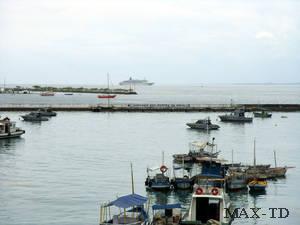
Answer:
[
  {"xmin": 253, "ymin": 109, "xmax": 272, "ymax": 118},
  {"xmin": 151, "ymin": 204, "xmax": 182, "ymax": 225},
  {"xmin": 21, "ymin": 112, "xmax": 49, "ymax": 122},
  {"xmin": 226, "ymin": 168, "xmax": 247, "ymax": 191},
  {"xmin": 145, "ymin": 166, "xmax": 171, "ymax": 191},
  {"xmin": 219, "ymin": 108, "xmax": 252, "ymax": 122},
  {"xmin": 98, "ymin": 94, "xmax": 117, "ymax": 99},
  {"xmin": 40, "ymin": 91, "xmax": 55, "ymax": 96},
  {"xmin": 172, "ymin": 160, "xmax": 193, "ymax": 190},
  {"xmin": 186, "ymin": 118, "xmax": 220, "ymax": 130},
  {"xmin": 182, "ymin": 180, "xmax": 232, "ymax": 225},
  {"xmin": 0, "ymin": 117, "xmax": 25, "ymax": 139},
  {"xmin": 145, "ymin": 151, "xmax": 171, "ymax": 191},
  {"xmin": 248, "ymin": 177, "xmax": 267, "ymax": 192},
  {"xmin": 38, "ymin": 108, "xmax": 57, "ymax": 117}
]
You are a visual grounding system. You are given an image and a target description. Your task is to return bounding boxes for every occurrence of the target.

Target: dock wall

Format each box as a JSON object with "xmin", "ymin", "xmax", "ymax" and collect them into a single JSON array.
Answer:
[{"xmin": 0, "ymin": 104, "xmax": 300, "ymax": 112}]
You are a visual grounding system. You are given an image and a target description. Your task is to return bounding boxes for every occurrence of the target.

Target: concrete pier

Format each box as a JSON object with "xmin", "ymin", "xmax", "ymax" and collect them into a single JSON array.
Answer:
[{"xmin": 0, "ymin": 103, "xmax": 300, "ymax": 112}]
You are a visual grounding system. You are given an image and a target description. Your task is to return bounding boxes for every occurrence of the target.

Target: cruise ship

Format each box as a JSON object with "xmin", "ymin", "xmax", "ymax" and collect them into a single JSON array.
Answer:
[{"xmin": 119, "ymin": 77, "xmax": 154, "ymax": 86}]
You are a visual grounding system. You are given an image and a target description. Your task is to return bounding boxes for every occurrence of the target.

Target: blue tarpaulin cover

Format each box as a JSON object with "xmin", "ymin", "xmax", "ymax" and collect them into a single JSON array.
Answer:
[
  {"xmin": 106, "ymin": 194, "xmax": 147, "ymax": 208},
  {"xmin": 152, "ymin": 203, "xmax": 181, "ymax": 210}
]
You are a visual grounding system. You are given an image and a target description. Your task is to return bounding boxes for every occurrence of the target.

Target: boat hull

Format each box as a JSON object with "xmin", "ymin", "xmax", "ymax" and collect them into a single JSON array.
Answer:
[
  {"xmin": 186, "ymin": 123, "xmax": 220, "ymax": 130},
  {"xmin": 98, "ymin": 95, "xmax": 116, "ymax": 99},
  {"xmin": 0, "ymin": 130, "xmax": 25, "ymax": 139},
  {"xmin": 21, "ymin": 116, "xmax": 49, "ymax": 121},
  {"xmin": 219, "ymin": 116, "xmax": 253, "ymax": 122}
]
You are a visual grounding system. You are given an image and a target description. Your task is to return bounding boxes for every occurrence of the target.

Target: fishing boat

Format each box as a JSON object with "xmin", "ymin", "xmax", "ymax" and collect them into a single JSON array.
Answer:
[
  {"xmin": 145, "ymin": 152, "xmax": 171, "ymax": 191},
  {"xmin": 173, "ymin": 139, "xmax": 220, "ymax": 164},
  {"xmin": 38, "ymin": 108, "xmax": 57, "ymax": 117},
  {"xmin": 226, "ymin": 168, "xmax": 247, "ymax": 191},
  {"xmin": 99, "ymin": 164, "xmax": 149, "ymax": 225},
  {"xmin": 40, "ymin": 91, "xmax": 55, "ymax": 96},
  {"xmin": 21, "ymin": 112, "xmax": 49, "ymax": 122},
  {"xmin": 225, "ymin": 150, "xmax": 247, "ymax": 191},
  {"xmin": 247, "ymin": 139, "xmax": 267, "ymax": 193},
  {"xmin": 253, "ymin": 109, "xmax": 272, "ymax": 118},
  {"xmin": 248, "ymin": 177, "xmax": 267, "ymax": 192},
  {"xmin": 0, "ymin": 117, "xmax": 25, "ymax": 139},
  {"xmin": 182, "ymin": 180, "xmax": 232, "ymax": 225},
  {"xmin": 186, "ymin": 118, "xmax": 220, "ymax": 130},
  {"xmin": 97, "ymin": 73, "xmax": 117, "ymax": 99},
  {"xmin": 219, "ymin": 108, "xmax": 252, "ymax": 122},
  {"xmin": 151, "ymin": 204, "xmax": 182, "ymax": 225},
  {"xmin": 172, "ymin": 159, "xmax": 193, "ymax": 190}
]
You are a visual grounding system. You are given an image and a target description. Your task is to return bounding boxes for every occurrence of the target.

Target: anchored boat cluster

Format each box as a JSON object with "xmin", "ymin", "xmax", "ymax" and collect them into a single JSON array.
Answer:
[{"xmin": 99, "ymin": 108, "xmax": 293, "ymax": 225}]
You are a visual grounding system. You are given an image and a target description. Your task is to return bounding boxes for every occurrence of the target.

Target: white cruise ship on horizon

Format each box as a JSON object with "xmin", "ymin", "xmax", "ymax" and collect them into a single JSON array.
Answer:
[{"xmin": 119, "ymin": 77, "xmax": 154, "ymax": 86}]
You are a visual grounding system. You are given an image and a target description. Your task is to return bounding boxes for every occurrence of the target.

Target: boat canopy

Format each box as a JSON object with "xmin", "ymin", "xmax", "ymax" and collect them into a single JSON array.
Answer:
[
  {"xmin": 106, "ymin": 194, "xmax": 147, "ymax": 208},
  {"xmin": 152, "ymin": 203, "xmax": 181, "ymax": 210},
  {"xmin": 190, "ymin": 141, "xmax": 207, "ymax": 149}
]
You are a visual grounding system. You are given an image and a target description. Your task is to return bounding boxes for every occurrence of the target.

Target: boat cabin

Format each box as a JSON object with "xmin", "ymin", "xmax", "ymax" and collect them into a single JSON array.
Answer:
[{"xmin": 0, "ymin": 117, "xmax": 17, "ymax": 134}]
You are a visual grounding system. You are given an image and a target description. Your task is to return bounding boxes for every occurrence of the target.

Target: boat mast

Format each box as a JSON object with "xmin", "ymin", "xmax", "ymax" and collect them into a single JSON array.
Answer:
[
  {"xmin": 130, "ymin": 162, "xmax": 135, "ymax": 194},
  {"xmin": 274, "ymin": 150, "xmax": 277, "ymax": 168},
  {"xmin": 231, "ymin": 149, "xmax": 234, "ymax": 167},
  {"xmin": 253, "ymin": 138, "xmax": 256, "ymax": 168},
  {"xmin": 107, "ymin": 73, "xmax": 110, "ymax": 107}
]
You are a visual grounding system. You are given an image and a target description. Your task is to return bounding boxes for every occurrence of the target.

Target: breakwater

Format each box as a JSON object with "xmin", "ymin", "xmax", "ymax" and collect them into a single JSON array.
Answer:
[{"xmin": 1, "ymin": 103, "xmax": 300, "ymax": 112}]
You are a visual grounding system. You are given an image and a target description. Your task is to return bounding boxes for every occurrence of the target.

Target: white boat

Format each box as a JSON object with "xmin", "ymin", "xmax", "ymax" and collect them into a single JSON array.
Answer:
[
  {"xmin": 182, "ymin": 180, "xmax": 232, "ymax": 225},
  {"xmin": 0, "ymin": 117, "xmax": 25, "ymax": 139},
  {"xmin": 119, "ymin": 77, "xmax": 154, "ymax": 86}
]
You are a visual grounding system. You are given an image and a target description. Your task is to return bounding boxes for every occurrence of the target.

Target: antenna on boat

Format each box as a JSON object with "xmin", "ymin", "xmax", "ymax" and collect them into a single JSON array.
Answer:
[
  {"xmin": 253, "ymin": 138, "xmax": 256, "ymax": 168},
  {"xmin": 162, "ymin": 151, "xmax": 164, "ymax": 166},
  {"xmin": 130, "ymin": 162, "xmax": 135, "ymax": 194},
  {"xmin": 231, "ymin": 149, "xmax": 234, "ymax": 167},
  {"xmin": 274, "ymin": 150, "xmax": 277, "ymax": 168}
]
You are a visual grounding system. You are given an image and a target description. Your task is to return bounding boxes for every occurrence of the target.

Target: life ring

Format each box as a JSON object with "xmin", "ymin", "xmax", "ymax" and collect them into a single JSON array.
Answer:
[
  {"xmin": 196, "ymin": 187, "xmax": 203, "ymax": 195},
  {"xmin": 211, "ymin": 188, "xmax": 219, "ymax": 195},
  {"xmin": 160, "ymin": 165, "xmax": 168, "ymax": 173}
]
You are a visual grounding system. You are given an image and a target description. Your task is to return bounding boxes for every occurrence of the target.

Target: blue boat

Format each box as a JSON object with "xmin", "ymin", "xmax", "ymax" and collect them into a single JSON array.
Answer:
[
  {"xmin": 145, "ymin": 166, "xmax": 171, "ymax": 191},
  {"xmin": 99, "ymin": 194, "xmax": 149, "ymax": 225}
]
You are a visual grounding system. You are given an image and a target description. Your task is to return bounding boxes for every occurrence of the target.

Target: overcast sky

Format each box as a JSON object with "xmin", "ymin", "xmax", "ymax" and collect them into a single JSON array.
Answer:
[{"xmin": 0, "ymin": 0, "xmax": 299, "ymax": 85}]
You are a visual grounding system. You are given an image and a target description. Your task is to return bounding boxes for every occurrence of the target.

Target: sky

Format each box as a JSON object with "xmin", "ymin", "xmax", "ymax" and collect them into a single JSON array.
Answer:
[{"xmin": 0, "ymin": 0, "xmax": 300, "ymax": 85}]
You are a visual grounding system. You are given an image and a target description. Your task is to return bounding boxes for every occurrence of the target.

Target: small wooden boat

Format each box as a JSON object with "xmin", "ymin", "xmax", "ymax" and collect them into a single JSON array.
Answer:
[
  {"xmin": 40, "ymin": 92, "xmax": 55, "ymax": 96},
  {"xmin": 99, "ymin": 163, "xmax": 149, "ymax": 225},
  {"xmin": 151, "ymin": 204, "xmax": 182, "ymax": 225},
  {"xmin": 98, "ymin": 73, "xmax": 117, "ymax": 99},
  {"xmin": 248, "ymin": 177, "xmax": 267, "ymax": 192},
  {"xmin": 0, "ymin": 117, "xmax": 25, "ymax": 139},
  {"xmin": 97, "ymin": 94, "xmax": 116, "ymax": 99},
  {"xmin": 226, "ymin": 169, "xmax": 247, "ymax": 191}
]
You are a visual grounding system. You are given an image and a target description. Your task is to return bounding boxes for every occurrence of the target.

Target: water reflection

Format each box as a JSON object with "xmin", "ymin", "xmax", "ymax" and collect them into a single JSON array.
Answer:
[{"xmin": 0, "ymin": 138, "xmax": 24, "ymax": 153}]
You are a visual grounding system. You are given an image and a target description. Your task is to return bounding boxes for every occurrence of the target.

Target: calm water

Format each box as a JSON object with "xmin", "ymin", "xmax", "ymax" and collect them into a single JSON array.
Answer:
[
  {"xmin": 0, "ymin": 111, "xmax": 300, "ymax": 225},
  {"xmin": 1, "ymin": 84, "xmax": 300, "ymax": 105}
]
